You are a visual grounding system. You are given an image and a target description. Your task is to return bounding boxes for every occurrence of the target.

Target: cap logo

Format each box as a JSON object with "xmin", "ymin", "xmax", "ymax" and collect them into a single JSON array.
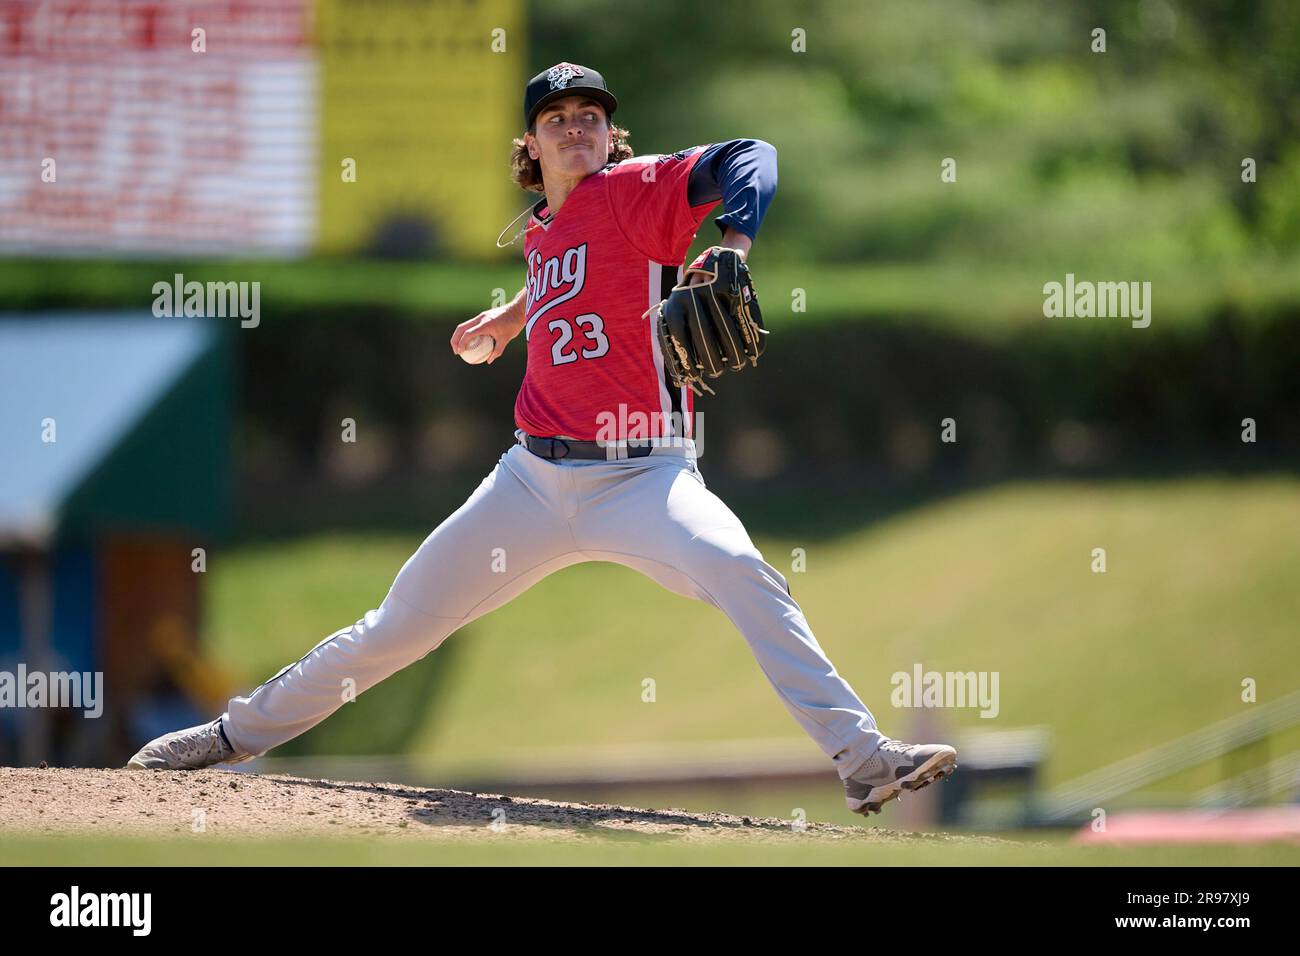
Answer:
[{"xmin": 547, "ymin": 63, "xmax": 584, "ymax": 90}]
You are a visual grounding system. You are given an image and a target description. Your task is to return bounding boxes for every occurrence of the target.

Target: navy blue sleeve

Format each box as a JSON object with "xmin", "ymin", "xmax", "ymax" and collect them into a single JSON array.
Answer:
[{"xmin": 685, "ymin": 139, "xmax": 778, "ymax": 242}]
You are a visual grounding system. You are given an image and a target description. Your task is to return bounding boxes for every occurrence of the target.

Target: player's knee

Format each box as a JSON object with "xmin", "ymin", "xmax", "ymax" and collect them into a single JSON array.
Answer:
[
  {"xmin": 682, "ymin": 533, "xmax": 775, "ymax": 592},
  {"xmin": 747, "ymin": 550, "xmax": 793, "ymax": 597},
  {"xmin": 363, "ymin": 596, "xmax": 459, "ymax": 661}
]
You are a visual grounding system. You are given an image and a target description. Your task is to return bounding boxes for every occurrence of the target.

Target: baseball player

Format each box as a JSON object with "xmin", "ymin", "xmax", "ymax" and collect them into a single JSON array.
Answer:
[{"xmin": 129, "ymin": 63, "xmax": 958, "ymax": 817}]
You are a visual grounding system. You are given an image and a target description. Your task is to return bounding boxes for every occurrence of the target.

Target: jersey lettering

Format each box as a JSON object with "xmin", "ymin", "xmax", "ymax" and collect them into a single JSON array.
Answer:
[
  {"xmin": 525, "ymin": 243, "xmax": 588, "ymax": 339},
  {"xmin": 514, "ymin": 150, "xmax": 721, "ymax": 441}
]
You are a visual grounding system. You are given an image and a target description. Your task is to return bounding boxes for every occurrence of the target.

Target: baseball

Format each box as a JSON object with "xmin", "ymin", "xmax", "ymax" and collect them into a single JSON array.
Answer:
[{"xmin": 460, "ymin": 333, "xmax": 495, "ymax": 364}]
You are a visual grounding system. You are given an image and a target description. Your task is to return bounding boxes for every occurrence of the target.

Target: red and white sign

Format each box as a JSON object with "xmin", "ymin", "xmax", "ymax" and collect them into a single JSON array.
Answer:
[{"xmin": 0, "ymin": 1, "xmax": 316, "ymax": 255}]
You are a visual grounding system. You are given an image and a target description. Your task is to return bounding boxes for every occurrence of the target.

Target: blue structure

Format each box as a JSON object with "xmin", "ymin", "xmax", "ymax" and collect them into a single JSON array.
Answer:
[{"xmin": 0, "ymin": 314, "xmax": 233, "ymax": 766}]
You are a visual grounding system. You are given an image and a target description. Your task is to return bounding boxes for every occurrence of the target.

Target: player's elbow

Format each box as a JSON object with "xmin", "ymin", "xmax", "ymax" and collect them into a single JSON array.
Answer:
[
  {"xmin": 753, "ymin": 139, "xmax": 778, "ymax": 192},
  {"xmin": 749, "ymin": 139, "xmax": 777, "ymax": 176},
  {"xmin": 727, "ymin": 137, "xmax": 776, "ymax": 160}
]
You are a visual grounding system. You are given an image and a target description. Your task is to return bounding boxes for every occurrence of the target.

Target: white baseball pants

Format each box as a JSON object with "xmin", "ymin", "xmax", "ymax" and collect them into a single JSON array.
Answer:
[{"xmin": 222, "ymin": 436, "xmax": 885, "ymax": 779}]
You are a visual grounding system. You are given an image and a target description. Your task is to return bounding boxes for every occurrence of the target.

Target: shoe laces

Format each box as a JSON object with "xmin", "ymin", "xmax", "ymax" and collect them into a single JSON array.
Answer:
[
  {"xmin": 166, "ymin": 722, "xmax": 229, "ymax": 761},
  {"xmin": 878, "ymin": 739, "xmax": 914, "ymax": 755}
]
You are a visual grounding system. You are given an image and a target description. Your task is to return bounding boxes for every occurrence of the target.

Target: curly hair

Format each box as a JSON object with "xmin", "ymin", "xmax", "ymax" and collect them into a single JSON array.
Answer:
[{"xmin": 510, "ymin": 123, "xmax": 635, "ymax": 193}]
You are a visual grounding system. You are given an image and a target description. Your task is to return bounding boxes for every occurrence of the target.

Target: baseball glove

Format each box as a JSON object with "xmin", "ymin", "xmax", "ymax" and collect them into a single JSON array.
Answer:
[{"xmin": 644, "ymin": 246, "xmax": 767, "ymax": 396}]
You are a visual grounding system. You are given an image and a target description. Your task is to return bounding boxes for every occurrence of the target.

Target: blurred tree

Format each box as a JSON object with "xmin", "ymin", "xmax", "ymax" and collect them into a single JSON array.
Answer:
[{"xmin": 525, "ymin": 0, "xmax": 1297, "ymax": 268}]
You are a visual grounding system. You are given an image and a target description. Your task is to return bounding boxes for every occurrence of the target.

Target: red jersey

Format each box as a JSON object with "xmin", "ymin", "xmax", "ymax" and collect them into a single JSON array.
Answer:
[{"xmin": 513, "ymin": 148, "xmax": 721, "ymax": 442}]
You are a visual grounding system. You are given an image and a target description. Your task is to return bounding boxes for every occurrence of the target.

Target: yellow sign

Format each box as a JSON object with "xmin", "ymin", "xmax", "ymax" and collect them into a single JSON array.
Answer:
[{"xmin": 316, "ymin": 0, "xmax": 524, "ymax": 259}]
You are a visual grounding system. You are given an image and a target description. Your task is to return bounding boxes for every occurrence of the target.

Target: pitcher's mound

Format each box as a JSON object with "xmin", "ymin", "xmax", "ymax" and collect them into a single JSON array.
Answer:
[{"xmin": 0, "ymin": 766, "xmax": 1018, "ymax": 847}]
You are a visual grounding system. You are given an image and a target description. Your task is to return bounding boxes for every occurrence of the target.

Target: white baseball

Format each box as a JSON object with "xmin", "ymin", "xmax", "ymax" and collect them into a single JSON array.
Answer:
[{"xmin": 460, "ymin": 334, "xmax": 495, "ymax": 365}]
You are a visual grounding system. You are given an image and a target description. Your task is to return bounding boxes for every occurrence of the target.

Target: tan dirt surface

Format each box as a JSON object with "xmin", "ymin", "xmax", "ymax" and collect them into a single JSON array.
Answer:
[{"xmin": 0, "ymin": 767, "xmax": 1028, "ymax": 847}]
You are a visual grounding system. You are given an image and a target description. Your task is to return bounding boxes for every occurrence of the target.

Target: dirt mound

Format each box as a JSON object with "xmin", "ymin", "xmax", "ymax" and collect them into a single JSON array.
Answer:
[{"xmin": 0, "ymin": 767, "xmax": 1021, "ymax": 847}]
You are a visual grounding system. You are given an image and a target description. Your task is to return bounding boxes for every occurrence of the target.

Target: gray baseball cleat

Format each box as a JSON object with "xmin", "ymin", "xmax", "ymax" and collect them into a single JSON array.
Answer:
[
  {"xmin": 126, "ymin": 718, "xmax": 252, "ymax": 770},
  {"xmin": 844, "ymin": 739, "xmax": 958, "ymax": 815}
]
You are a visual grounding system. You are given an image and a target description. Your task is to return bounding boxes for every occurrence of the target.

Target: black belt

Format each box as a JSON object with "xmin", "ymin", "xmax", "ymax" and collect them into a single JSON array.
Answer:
[{"xmin": 518, "ymin": 431, "xmax": 654, "ymax": 460}]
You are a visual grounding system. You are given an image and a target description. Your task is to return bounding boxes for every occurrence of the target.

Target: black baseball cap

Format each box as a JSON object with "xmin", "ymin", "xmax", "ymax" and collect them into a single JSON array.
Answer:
[{"xmin": 524, "ymin": 62, "xmax": 618, "ymax": 130}]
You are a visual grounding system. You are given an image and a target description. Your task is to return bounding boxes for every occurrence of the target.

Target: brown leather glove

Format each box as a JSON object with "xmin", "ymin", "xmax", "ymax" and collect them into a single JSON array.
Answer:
[{"xmin": 644, "ymin": 246, "xmax": 768, "ymax": 396}]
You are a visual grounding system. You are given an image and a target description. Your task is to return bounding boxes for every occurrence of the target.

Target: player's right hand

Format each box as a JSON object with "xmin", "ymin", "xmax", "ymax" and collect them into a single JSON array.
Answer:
[{"xmin": 450, "ymin": 304, "xmax": 525, "ymax": 365}]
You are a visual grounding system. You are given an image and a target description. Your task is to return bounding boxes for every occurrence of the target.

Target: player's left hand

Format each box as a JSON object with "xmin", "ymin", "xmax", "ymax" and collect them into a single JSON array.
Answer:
[{"xmin": 646, "ymin": 245, "xmax": 767, "ymax": 396}]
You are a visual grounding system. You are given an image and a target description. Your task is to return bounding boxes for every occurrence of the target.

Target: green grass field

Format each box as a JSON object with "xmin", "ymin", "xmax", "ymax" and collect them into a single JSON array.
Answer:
[
  {"xmin": 3, "ymin": 832, "xmax": 1296, "ymax": 867},
  {"xmin": 205, "ymin": 474, "xmax": 1300, "ymax": 806}
]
